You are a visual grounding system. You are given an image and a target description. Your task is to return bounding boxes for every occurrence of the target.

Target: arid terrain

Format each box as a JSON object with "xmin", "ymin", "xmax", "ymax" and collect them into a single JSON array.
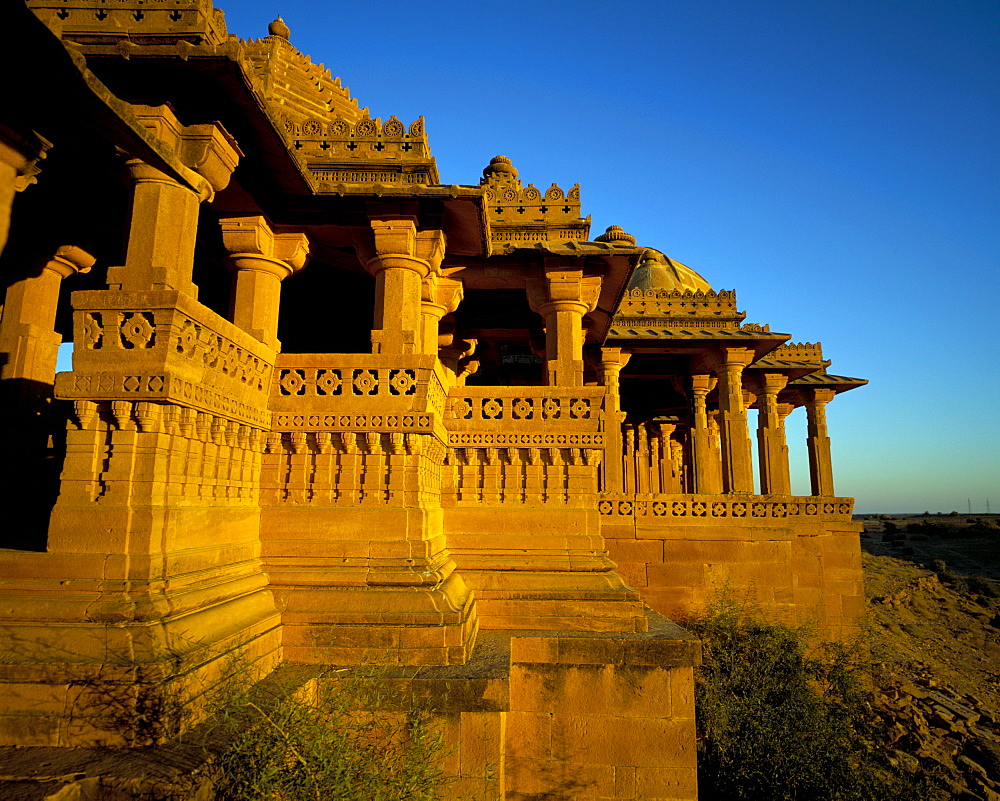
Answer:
[{"xmin": 860, "ymin": 514, "xmax": 1000, "ymax": 799}]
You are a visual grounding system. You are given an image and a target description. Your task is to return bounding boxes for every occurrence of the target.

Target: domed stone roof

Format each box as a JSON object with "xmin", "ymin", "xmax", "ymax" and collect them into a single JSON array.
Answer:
[{"xmin": 627, "ymin": 248, "xmax": 712, "ymax": 293}]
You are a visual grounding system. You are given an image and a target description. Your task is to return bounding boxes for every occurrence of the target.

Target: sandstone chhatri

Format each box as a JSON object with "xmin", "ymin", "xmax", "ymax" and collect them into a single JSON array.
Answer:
[{"xmin": 0, "ymin": 2, "xmax": 866, "ymax": 797}]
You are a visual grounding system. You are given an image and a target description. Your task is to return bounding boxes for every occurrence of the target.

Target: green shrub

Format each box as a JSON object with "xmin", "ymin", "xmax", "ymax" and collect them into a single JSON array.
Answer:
[
  {"xmin": 202, "ymin": 664, "xmax": 447, "ymax": 801},
  {"xmin": 967, "ymin": 575, "xmax": 1000, "ymax": 599},
  {"xmin": 686, "ymin": 598, "xmax": 931, "ymax": 801}
]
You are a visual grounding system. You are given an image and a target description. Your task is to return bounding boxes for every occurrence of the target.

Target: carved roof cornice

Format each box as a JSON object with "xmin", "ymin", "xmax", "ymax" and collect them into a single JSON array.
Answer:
[
  {"xmin": 780, "ymin": 368, "xmax": 868, "ymax": 405},
  {"xmin": 613, "ymin": 286, "xmax": 746, "ymax": 328},
  {"xmin": 747, "ymin": 341, "xmax": 831, "ymax": 376},
  {"xmin": 28, "ymin": 0, "xmax": 230, "ymax": 47},
  {"xmin": 478, "ymin": 156, "xmax": 591, "ymax": 250},
  {"xmin": 607, "ymin": 325, "xmax": 783, "ymax": 341},
  {"xmin": 787, "ymin": 370, "xmax": 867, "ymax": 391}
]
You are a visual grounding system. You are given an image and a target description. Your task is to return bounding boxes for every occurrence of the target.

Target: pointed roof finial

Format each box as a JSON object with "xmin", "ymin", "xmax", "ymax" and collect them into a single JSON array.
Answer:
[{"xmin": 268, "ymin": 15, "xmax": 290, "ymax": 39}]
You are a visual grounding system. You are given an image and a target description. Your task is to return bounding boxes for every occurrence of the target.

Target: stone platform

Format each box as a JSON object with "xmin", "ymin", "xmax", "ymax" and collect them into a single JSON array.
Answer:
[{"xmin": 0, "ymin": 609, "xmax": 699, "ymax": 801}]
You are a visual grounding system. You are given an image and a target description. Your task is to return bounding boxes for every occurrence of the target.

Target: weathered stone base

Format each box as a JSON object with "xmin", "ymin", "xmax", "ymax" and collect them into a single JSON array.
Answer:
[
  {"xmin": 601, "ymin": 495, "xmax": 864, "ymax": 637},
  {"xmin": 275, "ymin": 574, "xmax": 479, "ymax": 666},
  {"xmin": 0, "ymin": 550, "xmax": 283, "ymax": 748},
  {"xmin": 0, "ymin": 608, "xmax": 700, "ymax": 801}
]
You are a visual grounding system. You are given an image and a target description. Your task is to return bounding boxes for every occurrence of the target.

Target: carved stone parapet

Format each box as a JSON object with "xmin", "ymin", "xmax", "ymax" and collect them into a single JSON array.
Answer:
[
  {"xmin": 597, "ymin": 492, "xmax": 855, "ymax": 521},
  {"xmin": 57, "ymin": 289, "xmax": 275, "ymax": 428}
]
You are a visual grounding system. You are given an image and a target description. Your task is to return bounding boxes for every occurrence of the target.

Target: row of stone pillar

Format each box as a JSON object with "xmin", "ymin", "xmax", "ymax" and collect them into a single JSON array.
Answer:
[{"xmin": 600, "ymin": 346, "xmax": 838, "ymax": 497}]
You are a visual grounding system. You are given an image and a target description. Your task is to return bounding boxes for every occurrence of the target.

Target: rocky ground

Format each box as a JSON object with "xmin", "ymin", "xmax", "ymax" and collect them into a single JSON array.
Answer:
[{"xmin": 860, "ymin": 514, "xmax": 1000, "ymax": 799}]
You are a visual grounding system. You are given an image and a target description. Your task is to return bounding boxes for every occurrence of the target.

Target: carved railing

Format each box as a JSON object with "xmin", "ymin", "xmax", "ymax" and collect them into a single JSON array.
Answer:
[
  {"xmin": 598, "ymin": 493, "xmax": 854, "ymax": 521},
  {"xmin": 270, "ymin": 354, "xmax": 445, "ymax": 432},
  {"xmin": 445, "ymin": 386, "xmax": 605, "ymax": 447},
  {"xmin": 56, "ymin": 290, "xmax": 273, "ymax": 428}
]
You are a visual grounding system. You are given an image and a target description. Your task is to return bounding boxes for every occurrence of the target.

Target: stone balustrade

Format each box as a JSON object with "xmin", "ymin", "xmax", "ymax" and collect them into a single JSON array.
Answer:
[
  {"xmin": 56, "ymin": 289, "xmax": 273, "ymax": 428},
  {"xmin": 599, "ymin": 492, "xmax": 855, "ymax": 521},
  {"xmin": 270, "ymin": 353, "xmax": 445, "ymax": 432}
]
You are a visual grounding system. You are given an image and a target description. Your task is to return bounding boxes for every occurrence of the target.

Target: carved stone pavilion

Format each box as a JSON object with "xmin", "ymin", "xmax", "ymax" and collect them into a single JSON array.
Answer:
[{"xmin": 0, "ymin": 2, "xmax": 867, "ymax": 798}]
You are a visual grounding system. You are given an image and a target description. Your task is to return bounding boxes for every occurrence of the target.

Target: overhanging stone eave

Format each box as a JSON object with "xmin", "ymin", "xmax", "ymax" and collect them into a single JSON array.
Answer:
[{"xmin": 3, "ymin": 5, "xmax": 213, "ymax": 196}]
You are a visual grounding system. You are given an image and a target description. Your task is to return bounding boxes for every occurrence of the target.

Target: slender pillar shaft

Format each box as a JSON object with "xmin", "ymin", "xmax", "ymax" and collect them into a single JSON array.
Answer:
[
  {"xmin": 597, "ymin": 348, "xmax": 630, "ymax": 493},
  {"xmin": 690, "ymin": 374, "xmax": 721, "ymax": 494},
  {"xmin": 538, "ymin": 303, "xmax": 587, "ymax": 386},
  {"xmin": 708, "ymin": 411, "xmax": 723, "ymax": 490},
  {"xmin": 756, "ymin": 373, "xmax": 790, "ymax": 494},
  {"xmin": 805, "ymin": 388, "xmax": 837, "ymax": 496},
  {"xmin": 713, "ymin": 348, "xmax": 755, "ymax": 493},
  {"xmin": 229, "ymin": 259, "xmax": 291, "ymax": 349},
  {"xmin": 109, "ymin": 161, "xmax": 202, "ymax": 295}
]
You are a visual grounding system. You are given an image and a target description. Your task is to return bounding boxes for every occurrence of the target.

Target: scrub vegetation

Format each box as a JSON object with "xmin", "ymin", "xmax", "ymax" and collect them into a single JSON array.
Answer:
[
  {"xmin": 686, "ymin": 597, "xmax": 933, "ymax": 801},
  {"xmin": 201, "ymin": 664, "xmax": 447, "ymax": 801}
]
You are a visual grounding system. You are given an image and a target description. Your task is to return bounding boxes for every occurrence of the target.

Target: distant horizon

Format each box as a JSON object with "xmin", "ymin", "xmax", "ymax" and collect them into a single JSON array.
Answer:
[{"xmin": 853, "ymin": 509, "xmax": 997, "ymax": 517}]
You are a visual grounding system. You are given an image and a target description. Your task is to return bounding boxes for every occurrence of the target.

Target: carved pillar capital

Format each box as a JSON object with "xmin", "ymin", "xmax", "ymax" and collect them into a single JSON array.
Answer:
[
  {"xmin": 420, "ymin": 274, "xmax": 463, "ymax": 356},
  {"xmin": 43, "ymin": 245, "xmax": 96, "ymax": 280},
  {"xmin": 219, "ymin": 216, "xmax": 310, "ymax": 350},
  {"xmin": 129, "ymin": 104, "xmax": 242, "ymax": 201},
  {"xmin": 525, "ymin": 263, "xmax": 601, "ymax": 387},
  {"xmin": 354, "ymin": 219, "xmax": 446, "ymax": 355},
  {"xmin": 220, "ymin": 215, "xmax": 310, "ymax": 278}
]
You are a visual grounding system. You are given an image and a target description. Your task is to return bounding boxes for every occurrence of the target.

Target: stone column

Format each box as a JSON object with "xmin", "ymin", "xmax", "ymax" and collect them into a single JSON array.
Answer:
[
  {"xmin": 526, "ymin": 260, "xmax": 601, "ymax": 387},
  {"xmin": 805, "ymin": 387, "xmax": 837, "ymax": 496},
  {"xmin": 708, "ymin": 411, "xmax": 723, "ymax": 490},
  {"xmin": 0, "ymin": 245, "xmax": 95, "ymax": 549},
  {"xmin": 690, "ymin": 374, "xmax": 721, "ymax": 494},
  {"xmin": 0, "ymin": 245, "xmax": 94, "ymax": 390},
  {"xmin": 670, "ymin": 437, "xmax": 686, "ymax": 493},
  {"xmin": 420, "ymin": 274, "xmax": 463, "ymax": 357},
  {"xmin": 712, "ymin": 347, "xmax": 755, "ymax": 493},
  {"xmin": 219, "ymin": 216, "xmax": 310, "ymax": 350},
  {"xmin": 105, "ymin": 105, "xmax": 241, "ymax": 296},
  {"xmin": 355, "ymin": 219, "xmax": 445, "ymax": 356},
  {"xmin": 0, "ymin": 124, "xmax": 50, "ymax": 256},
  {"xmin": 755, "ymin": 373, "xmax": 791, "ymax": 495},
  {"xmin": 653, "ymin": 422, "xmax": 678, "ymax": 493},
  {"xmin": 776, "ymin": 402, "xmax": 794, "ymax": 491},
  {"xmin": 597, "ymin": 347, "xmax": 630, "ymax": 493}
]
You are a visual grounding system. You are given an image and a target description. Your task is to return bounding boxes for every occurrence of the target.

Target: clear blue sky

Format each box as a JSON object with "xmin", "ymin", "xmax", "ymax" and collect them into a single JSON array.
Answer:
[{"xmin": 205, "ymin": 2, "xmax": 999, "ymax": 512}]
